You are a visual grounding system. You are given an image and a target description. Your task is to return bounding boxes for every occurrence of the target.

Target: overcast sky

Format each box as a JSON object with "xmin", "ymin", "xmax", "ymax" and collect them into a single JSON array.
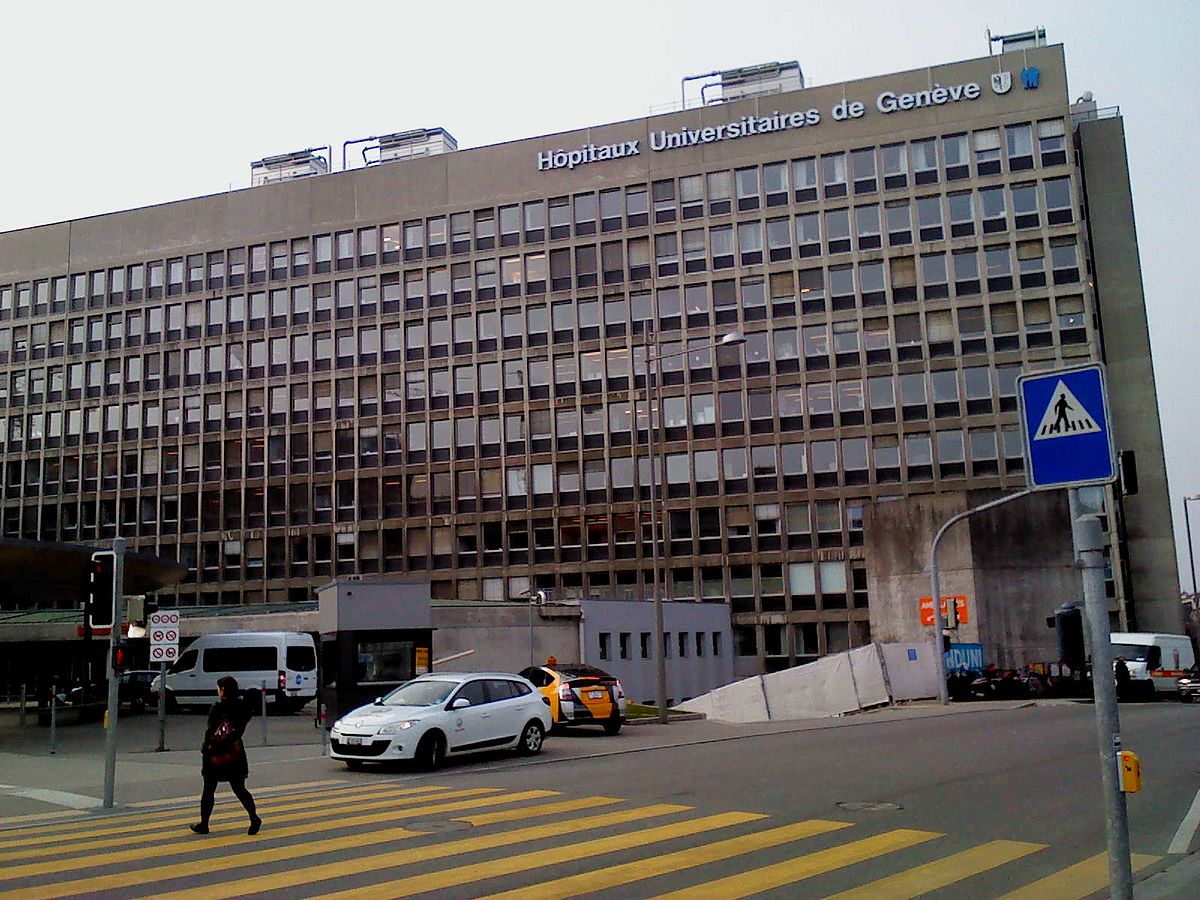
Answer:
[{"xmin": 1, "ymin": 1, "xmax": 1197, "ymax": 588}]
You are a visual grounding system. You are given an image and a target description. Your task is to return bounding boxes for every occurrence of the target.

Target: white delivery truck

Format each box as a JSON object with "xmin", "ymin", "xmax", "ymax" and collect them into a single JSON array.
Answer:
[
  {"xmin": 1110, "ymin": 632, "xmax": 1195, "ymax": 698},
  {"xmin": 152, "ymin": 632, "xmax": 317, "ymax": 712}
]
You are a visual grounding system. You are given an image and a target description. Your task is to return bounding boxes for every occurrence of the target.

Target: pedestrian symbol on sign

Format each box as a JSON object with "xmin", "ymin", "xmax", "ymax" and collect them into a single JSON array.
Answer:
[{"xmin": 1033, "ymin": 380, "xmax": 1099, "ymax": 440}]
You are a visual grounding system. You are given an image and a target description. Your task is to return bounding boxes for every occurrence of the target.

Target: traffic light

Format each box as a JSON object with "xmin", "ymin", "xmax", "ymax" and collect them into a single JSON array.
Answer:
[
  {"xmin": 111, "ymin": 641, "xmax": 130, "ymax": 673},
  {"xmin": 87, "ymin": 552, "xmax": 116, "ymax": 630}
]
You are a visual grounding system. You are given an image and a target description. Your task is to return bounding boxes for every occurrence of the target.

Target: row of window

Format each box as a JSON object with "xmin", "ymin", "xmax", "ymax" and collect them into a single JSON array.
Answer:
[
  {"xmin": 0, "ymin": 233, "xmax": 1083, "ymax": 374},
  {"xmin": 2, "ymin": 416, "xmax": 1026, "ymax": 518},
  {"xmin": 0, "ymin": 118, "xmax": 1071, "ymax": 322},
  {"xmin": 0, "ymin": 188, "xmax": 1078, "ymax": 349},
  {"xmin": 0, "ymin": 290, "xmax": 1089, "ymax": 424},
  {"xmin": 0, "ymin": 342, "xmax": 1059, "ymax": 459}
]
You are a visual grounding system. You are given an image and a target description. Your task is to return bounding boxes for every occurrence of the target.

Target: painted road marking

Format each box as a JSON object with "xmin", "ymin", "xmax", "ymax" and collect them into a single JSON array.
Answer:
[
  {"xmin": 481, "ymin": 819, "xmax": 853, "ymax": 900},
  {"xmin": 1167, "ymin": 784, "xmax": 1200, "ymax": 854},
  {"xmin": 135, "ymin": 804, "xmax": 693, "ymax": 900},
  {"xmin": 0, "ymin": 780, "xmax": 438, "ymax": 843},
  {"xmin": 649, "ymin": 829, "xmax": 942, "ymax": 899},
  {"xmin": 0, "ymin": 790, "xmax": 553, "ymax": 878},
  {"xmin": 309, "ymin": 811, "xmax": 767, "ymax": 900},
  {"xmin": 0, "ymin": 785, "xmax": 484, "ymax": 853},
  {"xmin": 826, "ymin": 839, "xmax": 1047, "ymax": 899},
  {"xmin": 996, "ymin": 851, "xmax": 1161, "ymax": 899}
]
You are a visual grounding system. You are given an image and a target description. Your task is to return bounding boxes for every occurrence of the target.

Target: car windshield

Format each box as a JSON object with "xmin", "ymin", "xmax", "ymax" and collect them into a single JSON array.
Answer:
[
  {"xmin": 558, "ymin": 665, "xmax": 613, "ymax": 679},
  {"xmin": 1112, "ymin": 644, "xmax": 1151, "ymax": 663},
  {"xmin": 381, "ymin": 679, "xmax": 457, "ymax": 707}
]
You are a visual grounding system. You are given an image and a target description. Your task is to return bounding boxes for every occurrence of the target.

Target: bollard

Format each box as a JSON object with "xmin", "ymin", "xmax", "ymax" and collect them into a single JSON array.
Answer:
[
  {"xmin": 260, "ymin": 680, "xmax": 268, "ymax": 746},
  {"xmin": 49, "ymin": 684, "xmax": 58, "ymax": 755},
  {"xmin": 19, "ymin": 683, "xmax": 26, "ymax": 727}
]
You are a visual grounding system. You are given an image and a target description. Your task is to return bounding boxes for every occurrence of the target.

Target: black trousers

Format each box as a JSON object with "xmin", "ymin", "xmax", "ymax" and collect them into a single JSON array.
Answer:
[{"xmin": 200, "ymin": 774, "xmax": 257, "ymax": 824}]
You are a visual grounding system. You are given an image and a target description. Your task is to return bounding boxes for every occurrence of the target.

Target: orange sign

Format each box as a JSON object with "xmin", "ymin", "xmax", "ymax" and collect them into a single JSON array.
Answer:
[{"xmin": 919, "ymin": 596, "xmax": 969, "ymax": 626}]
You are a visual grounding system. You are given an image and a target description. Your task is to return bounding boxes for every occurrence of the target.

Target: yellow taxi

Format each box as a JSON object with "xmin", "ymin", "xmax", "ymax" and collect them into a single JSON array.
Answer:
[{"xmin": 518, "ymin": 660, "xmax": 627, "ymax": 735}]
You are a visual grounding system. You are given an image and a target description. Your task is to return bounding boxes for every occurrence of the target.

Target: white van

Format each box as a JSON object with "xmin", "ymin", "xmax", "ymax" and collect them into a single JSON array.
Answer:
[
  {"xmin": 153, "ymin": 632, "xmax": 317, "ymax": 712},
  {"xmin": 1110, "ymin": 632, "xmax": 1196, "ymax": 697}
]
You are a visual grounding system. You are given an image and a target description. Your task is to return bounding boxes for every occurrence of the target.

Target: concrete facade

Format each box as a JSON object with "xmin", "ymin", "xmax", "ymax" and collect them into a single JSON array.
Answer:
[
  {"xmin": 0, "ymin": 42, "xmax": 1176, "ymax": 674},
  {"xmin": 865, "ymin": 490, "xmax": 1081, "ymax": 667},
  {"xmin": 577, "ymin": 598, "xmax": 733, "ymax": 705},
  {"xmin": 1075, "ymin": 117, "xmax": 1181, "ymax": 634}
]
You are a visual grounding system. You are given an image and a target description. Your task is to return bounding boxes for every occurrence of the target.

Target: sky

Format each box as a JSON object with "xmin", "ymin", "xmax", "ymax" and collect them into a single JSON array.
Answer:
[{"xmin": 0, "ymin": 0, "xmax": 1197, "ymax": 588}]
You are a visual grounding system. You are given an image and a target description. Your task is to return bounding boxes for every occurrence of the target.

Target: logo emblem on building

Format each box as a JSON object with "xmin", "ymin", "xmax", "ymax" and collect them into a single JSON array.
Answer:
[
  {"xmin": 990, "ymin": 71, "xmax": 1013, "ymax": 94},
  {"xmin": 1021, "ymin": 66, "xmax": 1041, "ymax": 89}
]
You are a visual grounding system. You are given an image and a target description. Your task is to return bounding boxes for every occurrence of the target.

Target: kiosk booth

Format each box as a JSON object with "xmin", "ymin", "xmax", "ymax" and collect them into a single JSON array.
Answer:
[{"xmin": 316, "ymin": 577, "xmax": 434, "ymax": 722}]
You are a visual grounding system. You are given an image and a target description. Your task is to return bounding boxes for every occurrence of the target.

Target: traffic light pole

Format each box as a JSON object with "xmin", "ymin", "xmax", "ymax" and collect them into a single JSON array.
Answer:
[{"xmin": 103, "ymin": 537, "xmax": 126, "ymax": 809}]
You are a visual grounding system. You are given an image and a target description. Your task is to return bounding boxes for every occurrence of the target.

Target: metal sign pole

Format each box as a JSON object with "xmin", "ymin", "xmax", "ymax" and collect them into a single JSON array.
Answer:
[
  {"xmin": 49, "ymin": 682, "xmax": 58, "ymax": 755},
  {"xmin": 1073, "ymin": 496, "xmax": 1134, "ymax": 897},
  {"xmin": 102, "ymin": 537, "xmax": 126, "ymax": 809},
  {"xmin": 157, "ymin": 661, "xmax": 167, "ymax": 752}
]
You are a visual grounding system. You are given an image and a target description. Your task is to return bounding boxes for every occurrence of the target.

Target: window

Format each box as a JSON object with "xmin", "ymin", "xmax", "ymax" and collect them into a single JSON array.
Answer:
[
  {"xmin": 792, "ymin": 157, "xmax": 817, "ymax": 200},
  {"xmin": 912, "ymin": 138, "xmax": 938, "ymax": 183},
  {"xmin": 821, "ymin": 153, "xmax": 847, "ymax": 196},
  {"xmin": 1038, "ymin": 119, "xmax": 1067, "ymax": 164},
  {"xmin": 881, "ymin": 143, "xmax": 907, "ymax": 188},
  {"xmin": 1006, "ymin": 123, "xmax": 1034, "ymax": 168}
]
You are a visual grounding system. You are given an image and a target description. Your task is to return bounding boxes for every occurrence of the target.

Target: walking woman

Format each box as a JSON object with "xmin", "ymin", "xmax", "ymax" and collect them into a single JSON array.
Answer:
[{"xmin": 191, "ymin": 675, "xmax": 262, "ymax": 835}]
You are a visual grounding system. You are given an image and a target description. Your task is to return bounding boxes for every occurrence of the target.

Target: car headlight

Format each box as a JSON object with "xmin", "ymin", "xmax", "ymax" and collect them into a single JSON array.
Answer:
[
  {"xmin": 1180, "ymin": 679, "xmax": 1194, "ymax": 686},
  {"xmin": 377, "ymin": 721, "xmax": 418, "ymax": 735}
]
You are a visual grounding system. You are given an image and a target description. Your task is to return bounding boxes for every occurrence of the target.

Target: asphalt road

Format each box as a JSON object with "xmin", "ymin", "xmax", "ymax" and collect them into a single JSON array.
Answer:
[{"xmin": 2, "ymin": 701, "xmax": 1198, "ymax": 898}]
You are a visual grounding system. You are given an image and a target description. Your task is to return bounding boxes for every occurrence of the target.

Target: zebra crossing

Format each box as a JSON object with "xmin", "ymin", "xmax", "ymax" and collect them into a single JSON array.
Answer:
[{"xmin": 0, "ymin": 779, "xmax": 1162, "ymax": 898}]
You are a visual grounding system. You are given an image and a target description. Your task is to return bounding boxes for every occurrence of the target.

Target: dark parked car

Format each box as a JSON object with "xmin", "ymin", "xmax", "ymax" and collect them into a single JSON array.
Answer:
[
  {"xmin": 1177, "ymin": 667, "xmax": 1200, "ymax": 703},
  {"xmin": 66, "ymin": 670, "xmax": 160, "ymax": 713}
]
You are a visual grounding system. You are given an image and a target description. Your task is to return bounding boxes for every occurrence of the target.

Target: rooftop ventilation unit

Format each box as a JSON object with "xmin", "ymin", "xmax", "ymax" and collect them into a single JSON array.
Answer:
[
  {"xmin": 717, "ymin": 61, "xmax": 804, "ymax": 103},
  {"xmin": 377, "ymin": 128, "xmax": 457, "ymax": 163},
  {"xmin": 680, "ymin": 61, "xmax": 804, "ymax": 109},
  {"xmin": 249, "ymin": 148, "xmax": 330, "ymax": 186},
  {"xmin": 988, "ymin": 27, "xmax": 1047, "ymax": 54},
  {"xmin": 342, "ymin": 128, "xmax": 459, "ymax": 171}
]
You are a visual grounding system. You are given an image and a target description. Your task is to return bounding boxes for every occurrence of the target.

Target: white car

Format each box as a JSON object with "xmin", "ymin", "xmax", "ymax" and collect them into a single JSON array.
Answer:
[{"xmin": 328, "ymin": 673, "xmax": 552, "ymax": 770}]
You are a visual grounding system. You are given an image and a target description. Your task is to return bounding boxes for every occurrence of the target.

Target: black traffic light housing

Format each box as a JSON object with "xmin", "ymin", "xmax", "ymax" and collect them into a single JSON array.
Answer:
[{"xmin": 87, "ymin": 551, "xmax": 116, "ymax": 630}]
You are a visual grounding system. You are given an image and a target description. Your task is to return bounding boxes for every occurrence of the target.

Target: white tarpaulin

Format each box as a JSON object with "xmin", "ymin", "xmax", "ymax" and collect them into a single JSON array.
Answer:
[{"xmin": 677, "ymin": 642, "xmax": 939, "ymax": 724}]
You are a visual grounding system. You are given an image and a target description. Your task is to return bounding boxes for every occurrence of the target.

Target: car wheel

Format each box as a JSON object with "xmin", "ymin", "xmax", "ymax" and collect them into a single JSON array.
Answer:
[
  {"xmin": 344, "ymin": 759, "xmax": 363, "ymax": 771},
  {"xmin": 518, "ymin": 720, "xmax": 545, "ymax": 756},
  {"xmin": 602, "ymin": 717, "xmax": 623, "ymax": 736},
  {"xmin": 415, "ymin": 731, "xmax": 446, "ymax": 771},
  {"xmin": 549, "ymin": 721, "xmax": 566, "ymax": 735}
]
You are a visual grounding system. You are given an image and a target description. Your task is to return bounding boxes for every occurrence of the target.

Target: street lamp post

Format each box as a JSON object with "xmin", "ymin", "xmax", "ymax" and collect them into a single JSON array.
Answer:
[
  {"xmin": 525, "ymin": 589, "xmax": 547, "ymax": 668},
  {"xmin": 1185, "ymin": 495, "xmax": 1200, "ymax": 602},
  {"xmin": 639, "ymin": 329, "xmax": 744, "ymax": 724}
]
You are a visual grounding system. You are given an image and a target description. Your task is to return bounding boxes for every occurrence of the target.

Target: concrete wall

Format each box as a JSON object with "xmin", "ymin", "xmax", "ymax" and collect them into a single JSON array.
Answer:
[
  {"xmin": 316, "ymin": 578, "xmax": 433, "ymax": 633},
  {"xmin": 427, "ymin": 603, "xmax": 581, "ymax": 674},
  {"xmin": 578, "ymin": 599, "xmax": 734, "ymax": 705},
  {"xmin": 678, "ymin": 642, "xmax": 935, "ymax": 723},
  {"xmin": 865, "ymin": 491, "xmax": 1082, "ymax": 667},
  {"xmin": 1077, "ymin": 117, "xmax": 1182, "ymax": 634}
]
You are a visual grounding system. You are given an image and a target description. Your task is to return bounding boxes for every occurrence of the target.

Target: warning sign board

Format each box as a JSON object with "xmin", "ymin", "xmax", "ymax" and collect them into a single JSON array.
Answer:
[
  {"xmin": 1017, "ymin": 364, "xmax": 1116, "ymax": 490},
  {"xmin": 149, "ymin": 610, "xmax": 180, "ymax": 663}
]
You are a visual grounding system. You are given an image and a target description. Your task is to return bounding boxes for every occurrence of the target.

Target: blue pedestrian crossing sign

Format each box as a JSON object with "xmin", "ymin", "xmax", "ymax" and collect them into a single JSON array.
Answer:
[{"xmin": 1017, "ymin": 363, "xmax": 1117, "ymax": 490}]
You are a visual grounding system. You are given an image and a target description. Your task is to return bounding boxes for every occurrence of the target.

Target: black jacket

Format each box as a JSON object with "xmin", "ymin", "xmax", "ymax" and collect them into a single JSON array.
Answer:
[{"xmin": 202, "ymin": 696, "xmax": 252, "ymax": 781}]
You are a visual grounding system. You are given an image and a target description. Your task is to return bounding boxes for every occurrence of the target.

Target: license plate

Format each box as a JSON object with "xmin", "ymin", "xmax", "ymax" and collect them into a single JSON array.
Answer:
[
  {"xmin": 344, "ymin": 736, "xmax": 363, "ymax": 746},
  {"xmin": 588, "ymin": 691, "xmax": 605, "ymax": 700}
]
